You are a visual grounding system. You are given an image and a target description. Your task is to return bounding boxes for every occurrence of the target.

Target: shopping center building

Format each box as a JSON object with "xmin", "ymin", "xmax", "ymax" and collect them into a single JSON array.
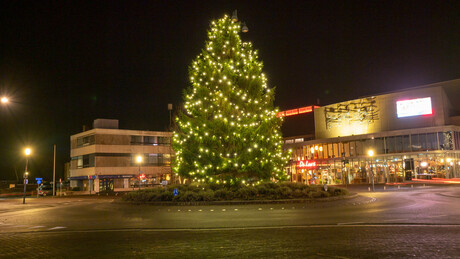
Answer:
[
  {"xmin": 283, "ymin": 79, "xmax": 460, "ymax": 185},
  {"xmin": 69, "ymin": 119, "xmax": 173, "ymax": 192}
]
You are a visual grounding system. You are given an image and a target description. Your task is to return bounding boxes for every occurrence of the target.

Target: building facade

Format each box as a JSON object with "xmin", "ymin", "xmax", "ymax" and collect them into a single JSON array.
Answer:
[
  {"xmin": 69, "ymin": 119, "xmax": 173, "ymax": 192},
  {"xmin": 284, "ymin": 79, "xmax": 460, "ymax": 184}
]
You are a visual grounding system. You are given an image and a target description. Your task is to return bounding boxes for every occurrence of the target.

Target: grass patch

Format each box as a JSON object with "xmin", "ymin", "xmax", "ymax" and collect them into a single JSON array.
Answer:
[{"xmin": 122, "ymin": 182, "xmax": 349, "ymax": 203}]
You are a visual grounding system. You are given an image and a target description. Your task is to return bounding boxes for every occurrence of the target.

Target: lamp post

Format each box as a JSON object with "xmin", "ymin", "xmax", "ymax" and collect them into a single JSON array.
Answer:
[
  {"xmin": 23, "ymin": 148, "xmax": 31, "ymax": 204},
  {"xmin": 136, "ymin": 155, "xmax": 143, "ymax": 190},
  {"xmin": 1, "ymin": 96, "xmax": 9, "ymax": 104},
  {"xmin": 368, "ymin": 149, "xmax": 375, "ymax": 192}
]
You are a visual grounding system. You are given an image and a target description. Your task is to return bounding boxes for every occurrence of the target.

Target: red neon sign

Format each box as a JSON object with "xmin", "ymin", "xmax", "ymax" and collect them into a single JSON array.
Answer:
[
  {"xmin": 297, "ymin": 160, "xmax": 317, "ymax": 168},
  {"xmin": 276, "ymin": 106, "xmax": 320, "ymax": 117}
]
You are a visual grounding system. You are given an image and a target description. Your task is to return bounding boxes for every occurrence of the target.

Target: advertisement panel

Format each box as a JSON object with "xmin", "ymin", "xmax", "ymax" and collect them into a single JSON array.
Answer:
[{"xmin": 396, "ymin": 97, "xmax": 432, "ymax": 118}]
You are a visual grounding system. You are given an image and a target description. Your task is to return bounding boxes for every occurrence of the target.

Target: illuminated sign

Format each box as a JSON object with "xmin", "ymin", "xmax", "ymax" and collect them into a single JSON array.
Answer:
[
  {"xmin": 396, "ymin": 97, "xmax": 432, "ymax": 118},
  {"xmin": 297, "ymin": 160, "xmax": 317, "ymax": 168},
  {"xmin": 277, "ymin": 106, "xmax": 320, "ymax": 117}
]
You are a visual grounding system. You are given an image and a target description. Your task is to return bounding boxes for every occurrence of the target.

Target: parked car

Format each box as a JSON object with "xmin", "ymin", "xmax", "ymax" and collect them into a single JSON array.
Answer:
[{"xmin": 38, "ymin": 185, "xmax": 53, "ymax": 196}]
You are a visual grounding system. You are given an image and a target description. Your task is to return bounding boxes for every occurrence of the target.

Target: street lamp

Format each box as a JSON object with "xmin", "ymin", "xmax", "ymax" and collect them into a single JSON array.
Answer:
[
  {"xmin": 23, "ymin": 148, "xmax": 32, "ymax": 204},
  {"xmin": 136, "ymin": 155, "xmax": 143, "ymax": 190},
  {"xmin": 1, "ymin": 96, "xmax": 8, "ymax": 104},
  {"xmin": 368, "ymin": 149, "xmax": 375, "ymax": 191}
]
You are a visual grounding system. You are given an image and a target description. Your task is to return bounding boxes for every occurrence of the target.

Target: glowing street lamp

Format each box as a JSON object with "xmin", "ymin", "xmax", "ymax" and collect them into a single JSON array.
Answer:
[
  {"xmin": 136, "ymin": 155, "xmax": 143, "ymax": 190},
  {"xmin": 1, "ymin": 96, "xmax": 8, "ymax": 104},
  {"xmin": 23, "ymin": 148, "xmax": 32, "ymax": 204},
  {"xmin": 368, "ymin": 149, "xmax": 375, "ymax": 191}
]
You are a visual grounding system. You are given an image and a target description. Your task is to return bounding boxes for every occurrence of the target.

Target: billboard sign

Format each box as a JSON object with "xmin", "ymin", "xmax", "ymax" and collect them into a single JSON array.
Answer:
[
  {"xmin": 297, "ymin": 160, "xmax": 317, "ymax": 168},
  {"xmin": 396, "ymin": 97, "xmax": 432, "ymax": 118}
]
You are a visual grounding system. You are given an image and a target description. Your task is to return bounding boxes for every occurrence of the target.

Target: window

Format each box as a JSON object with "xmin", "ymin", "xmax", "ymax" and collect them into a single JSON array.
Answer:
[
  {"xmin": 77, "ymin": 135, "xmax": 95, "ymax": 147},
  {"xmin": 333, "ymin": 143, "xmax": 339, "ymax": 158},
  {"xmin": 395, "ymin": 136, "xmax": 403, "ymax": 153},
  {"xmin": 344, "ymin": 142, "xmax": 350, "ymax": 157},
  {"xmin": 76, "ymin": 154, "xmax": 95, "ymax": 168},
  {"xmin": 439, "ymin": 132, "xmax": 453, "ymax": 150},
  {"xmin": 355, "ymin": 141, "xmax": 363, "ymax": 156},
  {"xmin": 419, "ymin": 134, "xmax": 427, "ymax": 150},
  {"xmin": 158, "ymin": 137, "xmax": 171, "ymax": 145},
  {"xmin": 426, "ymin": 133, "xmax": 437, "ymax": 150},
  {"xmin": 375, "ymin": 138, "xmax": 384, "ymax": 154},
  {"xmin": 386, "ymin": 137, "xmax": 395, "ymax": 154},
  {"xmin": 411, "ymin": 134, "xmax": 421, "ymax": 151},
  {"xmin": 144, "ymin": 136, "xmax": 157, "ymax": 145},
  {"xmin": 130, "ymin": 136, "xmax": 143, "ymax": 145},
  {"xmin": 403, "ymin": 135, "xmax": 410, "ymax": 152},
  {"xmin": 77, "ymin": 156, "xmax": 83, "ymax": 168},
  {"xmin": 83, "ymin": 154, "xmax": 95, "ymax": 168},
  {"xmin": 148, "ymin": 154, "xmax": 159, "ymax": 165},
  {"xmin": 349, "ymin": 142, "xmax": 355, "ymax": 157}
]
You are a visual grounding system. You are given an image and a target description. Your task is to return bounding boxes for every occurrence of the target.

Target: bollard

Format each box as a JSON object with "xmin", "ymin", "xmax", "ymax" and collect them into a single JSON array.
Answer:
[
  {"xmin": 368, "ymin": 187, "xmax": 371, "ymax": 192},
  {"xmin": 424, "ymin": 184, "xmax": 426, "ymax": 187},
  {"xmin": 384, "ymin": 186, "xmax": 386, "ymax": 190},
  {"xmin": 398, "ymin": 185, "xmax": 400, "ymax": 190},
  {"xmin": 411, "ymin": 185, "xmax": 413, "ymax": 188}
]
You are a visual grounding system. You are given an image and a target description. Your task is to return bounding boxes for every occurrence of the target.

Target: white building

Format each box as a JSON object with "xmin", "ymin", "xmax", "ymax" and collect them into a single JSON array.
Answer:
[{"xmin": 69, "ymin": 119, "xmax": 173, "ymax": 192}]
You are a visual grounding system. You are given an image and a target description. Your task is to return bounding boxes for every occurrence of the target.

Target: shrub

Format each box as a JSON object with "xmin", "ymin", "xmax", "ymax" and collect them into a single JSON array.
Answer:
[
  {"xmin": 180, "ymin": 191, "xmax": 200, "ymax": 202},
  {"xmin": 199, "ymin": 189, "xmax": 215, "ymax": 201},
  {"xmin": 214, "ymin": 189, "xmax": 234, "ymax": 200},
  {"xmin": 277, "ymin": 186, "xmax": 293, "ymax": 199},
  {"xmin": 236, "ymin": 186, "xmax": 258, "ymax": 200},
  {"xmin": 122, "ymin": 182, "xmax": 349, "ymax": 202}
]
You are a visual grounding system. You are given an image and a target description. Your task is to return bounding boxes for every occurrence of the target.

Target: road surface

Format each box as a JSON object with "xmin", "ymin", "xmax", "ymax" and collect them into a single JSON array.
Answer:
[{"xmin": 1, "ymin": 185, "xmax": 459, "ymax": 258}]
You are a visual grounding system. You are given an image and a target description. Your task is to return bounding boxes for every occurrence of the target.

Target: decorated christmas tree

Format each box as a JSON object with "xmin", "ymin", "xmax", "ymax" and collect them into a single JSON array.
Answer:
[{"xmin": 172, "ymin": 13, "xmax": 290, "ymax": 184}]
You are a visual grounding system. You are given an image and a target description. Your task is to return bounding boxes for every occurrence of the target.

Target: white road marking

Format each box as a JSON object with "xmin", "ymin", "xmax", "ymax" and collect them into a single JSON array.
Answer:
[
  {"xmin": 222, "ymin": 209, "xmax": 226, "ymax": 211},
  {"xmin": 258, "ymin": 208, "xmax": 262, "ymax": 210},
  {"xmin": 234, "ymin": 209, "xmax": 238, "ymax": 211},
  {"xmin": 198, "ymin": 209, "xmax": 202, "ymax": 212},
  {"xmin": 210, "ymin": 209, "xmax": 214, "ymax": 212},
  {"xmin": 383, "ymin": 219, "xmax": 406, "ymax": 222},
  {"xmin": 48, "ymin": 226, "xmax": 66, "ymax": 230},
  {"xmin": 429, "ymin": 215, "xmax": 447, "ymax": 218},
  {"xmin": 29, "ymin": 226, "xmax": 45, "ymax": 229},
  {"xmin": 337, "ymin": 222, "xmax": 365, "ymax": 225}
]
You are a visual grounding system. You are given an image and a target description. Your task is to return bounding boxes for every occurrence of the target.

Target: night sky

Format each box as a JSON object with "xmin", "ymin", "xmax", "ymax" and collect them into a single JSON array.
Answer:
[{"xmin": 0, "ymin": 0, "xmax": 459, "ymax": 181}]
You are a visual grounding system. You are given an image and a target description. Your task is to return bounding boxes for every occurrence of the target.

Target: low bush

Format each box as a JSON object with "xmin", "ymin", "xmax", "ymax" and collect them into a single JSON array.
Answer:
[{"xmin": 122, "ymin": 183, "xmax": 349, "ymax": 203}]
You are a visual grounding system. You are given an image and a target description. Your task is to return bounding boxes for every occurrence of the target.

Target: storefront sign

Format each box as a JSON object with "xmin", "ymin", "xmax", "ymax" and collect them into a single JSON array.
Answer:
[
  {"xmin": 297, "ymin": 160, "xmax": 316, "ymax": 168},
  {"xmin": 396, "ymin": 97, "xmax": 432, "ymax": 118}
]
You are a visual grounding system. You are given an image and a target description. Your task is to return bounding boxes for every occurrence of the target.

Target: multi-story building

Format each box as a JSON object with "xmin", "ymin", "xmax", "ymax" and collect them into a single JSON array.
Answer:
[
  {"xmin": 69, "ymin": 119, "xmax": 173, "ymax": 192},
  {"xmin": 284, "ymin": 79, "xmax": 460, "ymax": 184}
]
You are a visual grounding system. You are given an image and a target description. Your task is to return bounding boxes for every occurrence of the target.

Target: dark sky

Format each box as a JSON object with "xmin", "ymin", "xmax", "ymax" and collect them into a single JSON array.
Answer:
[{"xmin": 0, "ymin": 0, "xmax": 459, "ymax": 181}]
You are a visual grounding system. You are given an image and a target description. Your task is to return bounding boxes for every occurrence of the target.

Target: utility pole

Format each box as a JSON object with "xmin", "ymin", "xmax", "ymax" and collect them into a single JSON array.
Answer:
[{"xmin": 53, "ymin": 145, "xmax": 56, "ymax": 197}]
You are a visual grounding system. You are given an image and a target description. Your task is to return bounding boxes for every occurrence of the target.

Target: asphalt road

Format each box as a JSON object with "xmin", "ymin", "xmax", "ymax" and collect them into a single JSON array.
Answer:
[{"xmin": 1, "ymin": 185, "xmax": 460, "ymax": 258}]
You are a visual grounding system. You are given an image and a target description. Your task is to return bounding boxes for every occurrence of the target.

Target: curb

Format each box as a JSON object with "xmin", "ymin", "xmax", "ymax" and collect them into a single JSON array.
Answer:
[{"xmin": 117, "ymin": 193, "xmax": 359, "ymax": 206}]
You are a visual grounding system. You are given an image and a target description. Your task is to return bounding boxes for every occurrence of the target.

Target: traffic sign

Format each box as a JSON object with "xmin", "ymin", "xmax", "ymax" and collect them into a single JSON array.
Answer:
[
  {"xmin": 36, "ymin": 178, "xmax": 43, "ymax": 184},
  {"xmin": 173, "ymin": 188, "xmax": 179, "ymax": 196}
]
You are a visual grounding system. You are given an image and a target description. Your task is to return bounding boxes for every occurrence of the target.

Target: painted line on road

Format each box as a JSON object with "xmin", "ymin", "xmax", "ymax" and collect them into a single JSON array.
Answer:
[
  {"xmin": 48, "ymin": 226, "xmax": 66, "ymax": 230},
  {"xmin": 29, "ymin": 226, "xmax": 45, "ymax": 229},
  {"xmin": 383, "ymin": 219, "xmax": 406, "ymax": 222},
  {"xmin": 21, "ymin": 224, "xmax": 460, "ymax": 235},
  {"xmin": 337, "ymin": 222, "xmax": 365, "ymax": 225}
]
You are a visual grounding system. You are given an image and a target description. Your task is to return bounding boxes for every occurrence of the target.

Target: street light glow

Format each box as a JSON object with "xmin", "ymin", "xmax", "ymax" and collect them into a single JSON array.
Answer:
[
  {"xmin": 136, "ymin": 155, "xmax": 143, "ymax": 163},
  {"xmin": 25, "ymin": 148, "xmax": 32, "ymax": 156},
  {"xmin": 368, "ymin": 150, "xmax": 374, "ymax": 157},
  {"xmin": 1, "ymin": 96, "xmax": 8, "ymax": 104}
]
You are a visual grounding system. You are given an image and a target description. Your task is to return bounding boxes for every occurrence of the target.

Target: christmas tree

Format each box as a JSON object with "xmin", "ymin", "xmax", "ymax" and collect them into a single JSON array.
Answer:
[{"xmin": 173, "ymin": 13, "xmax": 290, "ymax": 184}]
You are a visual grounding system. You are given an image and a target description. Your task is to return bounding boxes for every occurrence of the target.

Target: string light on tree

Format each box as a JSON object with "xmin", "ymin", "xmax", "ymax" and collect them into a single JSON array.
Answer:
[{"xmin": 172, "ymin": 12, "xmax": 290, "ymax": 184}]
